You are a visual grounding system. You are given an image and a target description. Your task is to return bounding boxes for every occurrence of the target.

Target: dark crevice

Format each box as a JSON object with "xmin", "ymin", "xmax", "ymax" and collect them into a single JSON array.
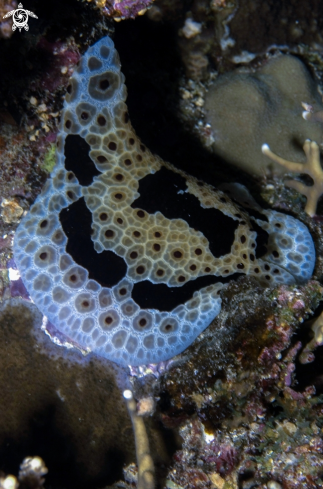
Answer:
[
  {"xmin": 64, "ymin": 135, "xmax": 101, "ymax": 186},
  {"xmin": 59, "ymin": 197, "xmax": 127, "ymax": 287},
  {"xmin": 251, "ymin": 220, "xmax": 269, "ymax": 259},
  {"xmin": 132, "ymin": 273, "xmax": 243, "ymax": 311},
  {"xmin": 132, "ymin": 167, "xmax": 238, "ymax": 259},
  {"xmin": 239, "ymin": 205, "xmax": 268, "ymax": 222}
]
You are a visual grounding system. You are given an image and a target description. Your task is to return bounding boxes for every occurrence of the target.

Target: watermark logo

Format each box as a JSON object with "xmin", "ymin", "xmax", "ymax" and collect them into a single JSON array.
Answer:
[{"xmin": 2, "ymin": 3, "xmax": 38, "ymax": 32}]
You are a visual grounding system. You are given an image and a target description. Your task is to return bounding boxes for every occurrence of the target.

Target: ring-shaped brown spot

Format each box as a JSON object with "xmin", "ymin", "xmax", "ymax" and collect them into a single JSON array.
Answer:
[
  {"xmin": 97, "ymin": 115, "xmax": 106, "ymax": 126},
  {"xmin": 139, "ymin": 318, "xmax": 147, "ymax": 327},
  {"xmin": 99, "ymin": 212, "xmax": 108, "ymax": 221},
  {"xmin": 65, "ymin": 120, "xmax": 71, "ymax": 129},
  {"xmin": 115, "ymin": 173, "xmax": 124, "ymax": 181},
  {"xmin": 189, "ymin": 264, "xmax": 197, "ymax": 271},
  {"xmin": 125, "ymin": 159, "xmax": 132, "ymax": 166},
  {"xmin": 67, "ymin": 191, "xmax": 74, "ymax": 200},
  {"xmin": 273, "ymin": 250, "xmax": 279, "ymax": 258},
  {"xmin": 205, "ymin": 267, "xmax": 211, "ymax": 273},
  {"xmin": 133, "ymin": 231, "xmax": 141, "ymax": 238},
  {"xmin": 108, "ymin": 142, "xmax": 117, "ymax": 151},
  {"xmin": 39, "ymin": 252, "xmax": 47, "ymax": 260},
  {"xmin": 97, "ymin": 155, "xmax": 107, "ymax": 163},
  {"xmin": 241, "ymin": 235, "xmax": 246, "ymax": 244},
  {"xmin": 195, "ymin": 248, "xmax": 202, "ymax": 256},
  {"xmin": 99, "ymin": 79, "xmax": 110, "ymax": 90},
  {"xmin": 173, "ymin": 251, "xmax": 183, "ymax": 259},
  {"xmin": 136, "ymin": 154, "xmax": 143, "ymax": 162},
  {"xmin": 153, "ymin": 244, "xmax": 161, "ymax": 252},
  {"xmin": 137, "ymin": 210, "xmax": 145, "ymax": 218},
  {"xmin": 136, "ymin": 266, "xmax": 145, "ymax": 275},
  {"xmin": 117, "ymin": 218, "xmax": 123, "ymax": 225},
  {"xmin": 129, "ymin": 138, "xmax": 135, "ymax": 145},
  {"xmin": 114, "ymin": 193, "xmax": 123, "ymax": 200},
  {"xmin": 105, "ymin": 229, "xmax": 114, "ymax": 238},
  {"xmin": 81, "ymin": 112, "xmax": 89, "ymax": 120},
  {"xmin": 130, "ymin": 251, "xmax": 138, "ymax": 259},
  {"xmin": 237, "ymin": 263, "xmax": 245, "ymax": 269},
  {"xmin": 156, "ymin": 269, "xmax": 164, "ymax": 276},
  {"xmin": 105, "ymin": 315, "xmax": 113, "ymax": 325},
  {"xmin": 154, "ymin": 231, "xmax": 161, "ymax": 238},
  {"xmin": 40, "ymin": 220, "xmax": 48, "ymax": 228},
  {"xmin": 178, "ymin": 275, "xmax": 186, "ymax": 282},
  {"xmin": 119, "ymin": 288, "xmax": 127, "ymax": 296},
  {"xmin": 70, "ymin": 274, "xmax": 77, "ymax": 282}
]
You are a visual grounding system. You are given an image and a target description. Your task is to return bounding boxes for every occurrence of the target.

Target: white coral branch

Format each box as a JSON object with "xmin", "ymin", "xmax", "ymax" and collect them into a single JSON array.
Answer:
[
  {"xmin": 123, "ymin": 390, "xmax": 155, "ymax": 489},
  {"xmin": 262, "ymin": 140, "xmax": 323, "ymax": 217}
]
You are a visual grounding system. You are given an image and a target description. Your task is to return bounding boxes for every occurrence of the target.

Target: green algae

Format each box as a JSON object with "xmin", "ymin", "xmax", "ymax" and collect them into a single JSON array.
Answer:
[{"xmin": 40, "ymin": 143, "xmax": 56, "ymax": 173}]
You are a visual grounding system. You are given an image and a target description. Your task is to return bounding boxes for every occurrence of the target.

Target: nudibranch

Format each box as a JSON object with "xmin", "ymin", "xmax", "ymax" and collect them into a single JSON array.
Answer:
[{"xmin": 13, "ymin": 36, "xmax": 316, "ymax": 367}]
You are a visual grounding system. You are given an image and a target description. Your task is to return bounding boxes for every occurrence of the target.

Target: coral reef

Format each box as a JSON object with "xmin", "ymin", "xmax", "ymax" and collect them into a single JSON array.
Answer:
[
  {"xmin": 1, "ymin": 1, "xmax": 323, "ymax": 488},
  {"xmin": 153, "ymin": 279, "xmax": 323, "ymax": 488},
  {"xmin": 262, "ymin": 139, "xmax": 323, "ymax": 217}
]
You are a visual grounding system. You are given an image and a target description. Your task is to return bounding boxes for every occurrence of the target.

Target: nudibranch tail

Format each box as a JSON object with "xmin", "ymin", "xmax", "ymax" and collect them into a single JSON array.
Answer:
[{"xmin": 14, "ymin": 37, "xmax": 316, "ymax": 367}]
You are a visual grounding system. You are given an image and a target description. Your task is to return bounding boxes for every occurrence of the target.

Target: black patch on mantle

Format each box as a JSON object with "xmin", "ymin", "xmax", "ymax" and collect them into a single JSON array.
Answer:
[
  {"xmin": 132, "ymin": 273, "xmax": 243, "ymax": 312},
  {"xmin": 244, "ymin": 206, "xmax": 268, "ymax": 222},
  {"xmin": 64, "ymin": 135, "xmax": 101, "ymax": 186},
  {"xmin": 132, "ymin": 167, "xmax": 238, "ymax": 258},
  {"xmin": 59, "ymin": 197, "xmax": 127, "ymax": 287}
]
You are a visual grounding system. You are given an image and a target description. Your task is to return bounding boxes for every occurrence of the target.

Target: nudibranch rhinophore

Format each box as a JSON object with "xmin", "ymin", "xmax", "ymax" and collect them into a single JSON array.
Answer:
[{"xmin": 13, "ymin": 37, "xmax": 316, "ymax": 367}]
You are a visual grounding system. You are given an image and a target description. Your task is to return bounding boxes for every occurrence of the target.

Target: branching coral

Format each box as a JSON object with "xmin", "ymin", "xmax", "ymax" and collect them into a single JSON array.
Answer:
[
  {"xmin": 299, "ymin": 310, "xmax": 323, "ymax": 364},
  {"xmin": 262, "ymin": 140, "xmax": 323, "ymax": 216},
  {"xmin": 123, "ymin": 390, "xmax": 155, "ymax": 489}
]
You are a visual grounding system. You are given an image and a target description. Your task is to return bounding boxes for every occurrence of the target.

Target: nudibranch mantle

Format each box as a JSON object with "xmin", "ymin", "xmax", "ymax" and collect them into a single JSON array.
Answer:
[{"xmin": 14, "ymin": 37, "xmax": 315, "ymax": 367}]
